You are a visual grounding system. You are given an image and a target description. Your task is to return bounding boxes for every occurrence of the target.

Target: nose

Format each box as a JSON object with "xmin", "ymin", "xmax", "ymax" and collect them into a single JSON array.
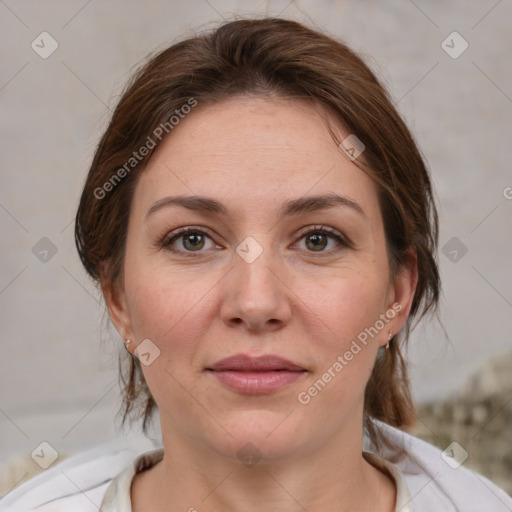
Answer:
[{"xmin": 220, "ymin": 244, "xmax": 293, "ymax": 333}]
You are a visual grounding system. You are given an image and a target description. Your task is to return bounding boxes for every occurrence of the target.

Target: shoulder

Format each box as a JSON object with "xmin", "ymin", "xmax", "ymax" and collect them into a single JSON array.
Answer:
[
  {"xmin": 369, "ymin": 419, "xmax": 512, "ymax": 512},
  {"xmin": 0, "ymin": 438, "xmax": 158, "ymax": 512}
]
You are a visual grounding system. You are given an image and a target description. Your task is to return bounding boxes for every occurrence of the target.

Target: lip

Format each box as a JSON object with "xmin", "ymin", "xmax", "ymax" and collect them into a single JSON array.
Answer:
[
  {"xmin": 208, "ymin": 354, "xmax": 304, "ymax": 372},
  {"xmin": 206, "ymin": 354, "xmax": 307, "ymax": 394}
]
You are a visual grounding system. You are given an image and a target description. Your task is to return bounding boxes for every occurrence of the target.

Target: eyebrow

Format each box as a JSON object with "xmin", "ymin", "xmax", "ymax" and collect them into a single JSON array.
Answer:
[{"xmin": 145, "ymin": 193, "xmax": 366, "ymax": 220}]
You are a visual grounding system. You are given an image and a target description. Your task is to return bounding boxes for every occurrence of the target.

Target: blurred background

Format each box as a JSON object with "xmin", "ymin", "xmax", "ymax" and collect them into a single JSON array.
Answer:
[{"xmin": 1, "ymin": 0, "xmax": 511, "ymax": 497}]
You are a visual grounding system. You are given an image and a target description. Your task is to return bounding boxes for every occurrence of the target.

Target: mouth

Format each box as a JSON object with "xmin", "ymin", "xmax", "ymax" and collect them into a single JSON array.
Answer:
[{"xmin": 205, "ymin": 354, "xmax": 307, "ymax": 394}]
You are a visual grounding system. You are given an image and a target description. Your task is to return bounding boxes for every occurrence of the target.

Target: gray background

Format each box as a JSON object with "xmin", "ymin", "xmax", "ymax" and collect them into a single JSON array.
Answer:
[{"xmin": 1, "ymin": 0, "xmax": 511, "ymax": 469}]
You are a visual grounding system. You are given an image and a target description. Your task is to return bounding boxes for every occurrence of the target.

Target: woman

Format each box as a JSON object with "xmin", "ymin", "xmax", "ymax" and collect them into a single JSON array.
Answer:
[{"xmin": 2, "ymin": 17, "xmax": 511, "ymax": 512}]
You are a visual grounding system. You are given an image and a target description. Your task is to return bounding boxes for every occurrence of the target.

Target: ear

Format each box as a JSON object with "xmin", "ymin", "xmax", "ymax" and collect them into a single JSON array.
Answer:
[
  {"xmin": 384, "ymin": 248, "xmax": 418, "ymax": 344},
  {"xmin": 100, "ymin": 273, "xmax": 135, "ymax": 350}
]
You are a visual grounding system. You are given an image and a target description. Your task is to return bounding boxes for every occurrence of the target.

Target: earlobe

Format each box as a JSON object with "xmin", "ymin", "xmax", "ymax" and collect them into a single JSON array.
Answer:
[
  {"xmin": 387, "ymin": 249, "xmax": 418, "ymax": 336},
  {"xmin": 100, "ymin": 276, "xmax": 134, "ymax": 343}
]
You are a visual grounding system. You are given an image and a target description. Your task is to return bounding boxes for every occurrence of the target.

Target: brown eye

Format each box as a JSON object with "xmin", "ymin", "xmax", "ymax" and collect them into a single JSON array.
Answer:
[
  {"xmin": 305, "ymin": 233, "xmax": 328, "ymax": 251},
  {"xmin": 161, "ymin": 227, "xmax": 218, "ymax": 255},
  {"xmin": 181, "ymin": 232, "xmax": 206, "ymax": 251},
  {"xmin": 295, "ymin": 226, "xmax": 349, "ymax": 254}
]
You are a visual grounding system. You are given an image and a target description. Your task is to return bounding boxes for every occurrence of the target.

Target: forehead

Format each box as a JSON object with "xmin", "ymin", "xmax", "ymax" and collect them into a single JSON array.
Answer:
[{"xmin": 133, "ymin": 96, "xmax": 379, "ymax": 218}]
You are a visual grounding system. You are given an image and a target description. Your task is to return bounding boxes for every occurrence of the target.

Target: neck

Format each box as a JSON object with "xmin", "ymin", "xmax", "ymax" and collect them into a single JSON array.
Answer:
[{"xmin": 131, "ymin": 417, "xmax": 396, "ymax": 512}]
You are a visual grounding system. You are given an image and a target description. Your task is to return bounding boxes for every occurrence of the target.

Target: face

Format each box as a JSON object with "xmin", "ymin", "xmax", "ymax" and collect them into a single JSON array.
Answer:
[{"xmin": 107, "ymin": 96, "xmax": 415, "ymax": 464}]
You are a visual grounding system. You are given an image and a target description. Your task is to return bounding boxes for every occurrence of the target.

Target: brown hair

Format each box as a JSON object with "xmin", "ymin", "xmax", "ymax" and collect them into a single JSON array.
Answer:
[{"xmin": 75, "ymin": 17, "xmax": 440, "ymax": 441}]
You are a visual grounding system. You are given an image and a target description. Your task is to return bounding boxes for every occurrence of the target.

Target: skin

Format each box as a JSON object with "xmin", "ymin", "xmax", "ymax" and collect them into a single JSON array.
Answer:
[{"xmin": 104, "ymin": 96, "xmax": 417, "ymax": 512}]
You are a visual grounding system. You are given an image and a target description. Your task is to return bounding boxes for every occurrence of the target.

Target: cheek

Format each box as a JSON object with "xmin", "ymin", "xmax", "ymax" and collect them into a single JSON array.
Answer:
[
  {"xmin": 127, "ymin": 281, "xmax": 191, "ymax": 342},
  {"xmin": 301, "ymin": 270, "xmax": 389, "ymax": 347},
  {"xmin": 123, "ymin": 256, "xmax": 220, "ymax": 359},
  {"xmin": 295, "ymin": 277, "xmax": 386, "ymax": 416},
  {"xmin": 123, "ymin": 269, "xmax": 215, "ymax": 418}
]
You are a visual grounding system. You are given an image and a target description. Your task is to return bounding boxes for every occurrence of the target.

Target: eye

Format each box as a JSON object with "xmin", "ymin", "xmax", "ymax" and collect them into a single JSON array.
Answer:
[
  {"xmin": 294, "ymin": 225, "xmax": 350, "ymax": 253},
  {"xmin": 159, "ymin": 225, "xmax": 350, "ymax": 256},
  {"xmin": 160, "ymin": 227, "xmax": 220, "ymax": 254}
]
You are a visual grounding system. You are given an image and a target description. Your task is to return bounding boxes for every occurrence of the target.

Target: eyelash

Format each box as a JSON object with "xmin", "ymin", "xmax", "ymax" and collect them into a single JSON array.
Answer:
[{"xmin": 158, "ymin": 225, "xmax": 351, "ymax": 257}]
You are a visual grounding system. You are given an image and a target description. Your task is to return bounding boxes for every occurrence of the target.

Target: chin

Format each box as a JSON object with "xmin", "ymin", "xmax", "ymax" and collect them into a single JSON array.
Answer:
[{"xmin": 206, "ymin": 410, "xmax": 307, "ymax": 464}]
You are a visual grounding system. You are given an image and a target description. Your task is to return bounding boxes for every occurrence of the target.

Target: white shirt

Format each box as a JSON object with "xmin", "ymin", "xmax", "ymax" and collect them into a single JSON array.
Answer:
[{"xmin": 1, "ymin": 420, "xmax": 511, "ymax": 511}]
